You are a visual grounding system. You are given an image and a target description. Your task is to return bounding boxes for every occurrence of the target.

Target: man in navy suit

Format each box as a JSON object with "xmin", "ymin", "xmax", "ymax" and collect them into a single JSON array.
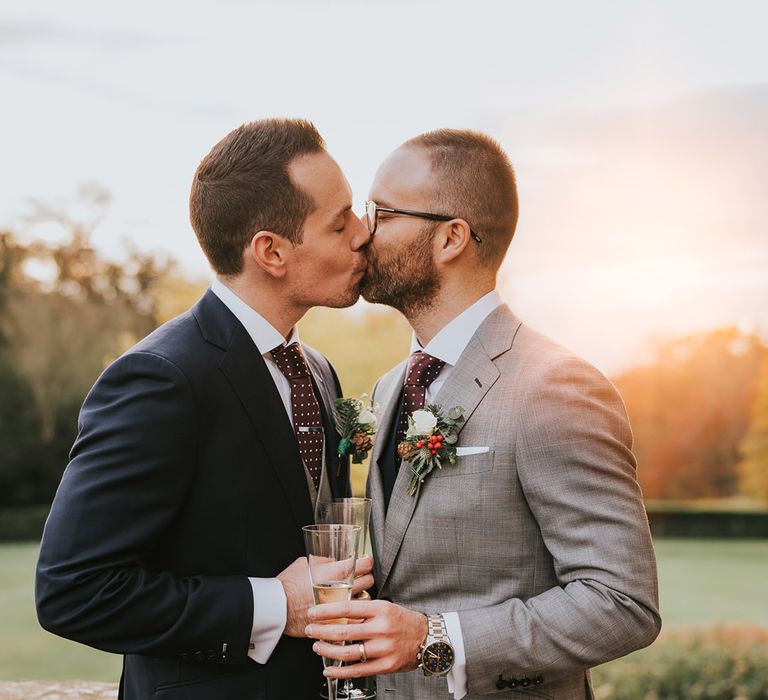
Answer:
[{"xmin": 35, "ymin": 119, "xmax": 373, "ymax": 699}]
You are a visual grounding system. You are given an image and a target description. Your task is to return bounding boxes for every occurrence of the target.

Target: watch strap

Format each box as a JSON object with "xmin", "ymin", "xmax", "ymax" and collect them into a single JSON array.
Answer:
[{"xmin": 426, "ymin": 613, "xmax": 448, "ymax": 641}]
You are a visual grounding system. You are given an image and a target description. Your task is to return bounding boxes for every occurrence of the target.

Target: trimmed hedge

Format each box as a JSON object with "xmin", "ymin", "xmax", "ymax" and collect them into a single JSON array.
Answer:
[
  {"xmin": 593, "ymin": 627, "xmax": 768, "ymax": 699},
  {"xmin": 2, "ymin": 504, "xmax": 768, "ymax": 542},
  {"xmin": 646, "ymin": 508, "xmax": 768, "ymax": 538},
  {"xmin": 0, "ymin": 506, "xmax": 49, "ymax": 542}
]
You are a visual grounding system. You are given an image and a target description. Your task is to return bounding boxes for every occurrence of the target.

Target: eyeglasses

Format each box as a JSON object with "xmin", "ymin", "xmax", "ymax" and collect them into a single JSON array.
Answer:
[{"xmin": 364, "ymin": 201, "xmax": 482, "ymax": 243}]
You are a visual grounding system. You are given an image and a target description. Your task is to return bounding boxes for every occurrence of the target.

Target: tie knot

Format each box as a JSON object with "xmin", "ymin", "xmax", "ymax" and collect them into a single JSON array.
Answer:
[
  {"xmin": 405, "ymin": 352, "xmax": 445, "ymax": 388},
  {"xmin": 271, "ymin": 342, "xmax": 310, "ymax": 380}
]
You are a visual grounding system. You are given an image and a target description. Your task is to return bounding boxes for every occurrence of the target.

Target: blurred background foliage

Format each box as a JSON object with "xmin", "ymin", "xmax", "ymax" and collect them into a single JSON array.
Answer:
[
  {"xmin": 591, "ymin": 626, "xmax": 768, "ymax": 700},
  {"xmin": 1, "ymin": 193, "xmax": 766, "ymax": 508}
]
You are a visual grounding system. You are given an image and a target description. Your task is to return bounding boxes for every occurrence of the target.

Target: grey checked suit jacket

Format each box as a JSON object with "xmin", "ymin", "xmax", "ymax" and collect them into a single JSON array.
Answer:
[{"xmin": 367, "ymin": 305, "xmax": 661, "ymax": 700}]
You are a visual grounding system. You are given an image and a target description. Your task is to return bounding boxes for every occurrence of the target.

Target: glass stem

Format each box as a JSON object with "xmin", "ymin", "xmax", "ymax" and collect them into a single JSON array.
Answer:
[{"xmin": 327, "ymin": 676, "xmax": 338, "ymax": 700}]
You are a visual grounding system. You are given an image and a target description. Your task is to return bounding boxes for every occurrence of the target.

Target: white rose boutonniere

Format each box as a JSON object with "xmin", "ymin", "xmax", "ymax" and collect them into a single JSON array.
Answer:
[
  {"xmin": 397, "ymin": 403, "xmax": 466, "ymax": 495},
  {"xmin": 408, "ymin": 409, "xmax": 437, "ymax": 436},
  {"xmin": 357, "ymin": 408, "xmax": 378, "ymax": 433}
]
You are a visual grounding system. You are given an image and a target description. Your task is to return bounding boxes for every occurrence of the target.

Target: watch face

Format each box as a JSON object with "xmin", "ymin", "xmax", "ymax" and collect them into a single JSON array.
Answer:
[{"xmin": 422, "ymin": 641, "xmax": 455, "ymax": 674}]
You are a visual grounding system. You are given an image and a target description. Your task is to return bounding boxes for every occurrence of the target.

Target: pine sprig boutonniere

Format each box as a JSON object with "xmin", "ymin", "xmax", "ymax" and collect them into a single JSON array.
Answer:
[
  {"xmin": 397, "ymin": 403, "xmax": 465, "ymax": 495},
  {"xmin": 334, "ymin": 394, "xmax": 378, "ymax": 464}
]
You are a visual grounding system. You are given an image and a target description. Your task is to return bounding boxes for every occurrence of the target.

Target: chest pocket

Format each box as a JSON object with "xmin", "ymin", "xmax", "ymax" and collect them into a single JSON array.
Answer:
[{"xmin": 428, "ymin": 448, "xmax": 495, "ymax": 478}]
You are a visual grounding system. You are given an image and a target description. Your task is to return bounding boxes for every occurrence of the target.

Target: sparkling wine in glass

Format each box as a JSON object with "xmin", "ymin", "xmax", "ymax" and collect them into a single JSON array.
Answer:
[
  {"xmin": 313, "ymin": 581, "xmax": 353, "ymax": 621},
  {"xmin": 303, "ymin": 524, "xmax": 360, "ymax": 700}
]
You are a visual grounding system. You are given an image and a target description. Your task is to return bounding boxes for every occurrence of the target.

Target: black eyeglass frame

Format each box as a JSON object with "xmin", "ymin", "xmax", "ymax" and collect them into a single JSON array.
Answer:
[{"xmin": 365, "ymin": 201, "xmax": 482, "ymax": 243}]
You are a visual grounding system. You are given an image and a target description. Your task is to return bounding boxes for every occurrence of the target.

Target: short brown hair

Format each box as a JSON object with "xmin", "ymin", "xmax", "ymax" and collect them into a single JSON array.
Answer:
[
  {"xmin": 189, "ymin": 119, "xmax": 325, "ymax": 275},
  {"xmin": 404, "ymin": 129, "xmax": 518, "ymax": 269}
]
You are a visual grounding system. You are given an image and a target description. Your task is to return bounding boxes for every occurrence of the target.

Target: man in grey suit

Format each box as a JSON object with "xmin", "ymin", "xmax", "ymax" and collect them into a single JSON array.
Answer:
[{"xmin": 307, "ymin": 129, "xmax": 661, "ymax": 699}]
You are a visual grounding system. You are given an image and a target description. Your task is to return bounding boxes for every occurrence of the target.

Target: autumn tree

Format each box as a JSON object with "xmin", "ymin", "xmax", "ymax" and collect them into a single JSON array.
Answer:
[
  {"xmin": 0, "ymin": 188, "xmax": 192, "ymax": 506},
  {"xmin": 614, "ymin": 328, "xmax": 767, "ymax": 500},
  {"xmin": 738, "ymin": 355, "xmax": 768, "ymax": 502}
]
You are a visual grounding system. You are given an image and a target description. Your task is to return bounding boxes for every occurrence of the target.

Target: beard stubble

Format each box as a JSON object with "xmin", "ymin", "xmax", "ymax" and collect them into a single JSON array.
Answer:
[{"xmin": 361, "ymin": 222, "xmax": 440, "ymax": 317}]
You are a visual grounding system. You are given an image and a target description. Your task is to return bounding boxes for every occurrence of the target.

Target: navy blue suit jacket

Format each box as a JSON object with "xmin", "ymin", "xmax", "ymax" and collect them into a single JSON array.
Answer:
[{"xmin": 36, "ymin": 290, "xmax": 350, "ymax": 699}]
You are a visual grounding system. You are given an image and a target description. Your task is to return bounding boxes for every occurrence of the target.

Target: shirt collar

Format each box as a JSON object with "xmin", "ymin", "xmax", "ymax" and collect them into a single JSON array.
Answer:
[
  {"xmin": 410, "ymin": 290, "xmax": 503, "ymax": 365},
  {"xmin": 210, "ymin": 278, "xmax": 300, "ymax": 356}
]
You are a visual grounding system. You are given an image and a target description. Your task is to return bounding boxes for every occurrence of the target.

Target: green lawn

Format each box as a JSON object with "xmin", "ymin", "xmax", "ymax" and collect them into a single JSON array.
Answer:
[
  {"xmin": 1, "ymin": 539, "xmax": 766, "ymax": 682},
  {"xmin": 654, "ymin": 539, "xmax": 768, "ymax": 629},
  {"xmin": 0, "ymin": 543, "xmax": 122, "ymax": 681}
]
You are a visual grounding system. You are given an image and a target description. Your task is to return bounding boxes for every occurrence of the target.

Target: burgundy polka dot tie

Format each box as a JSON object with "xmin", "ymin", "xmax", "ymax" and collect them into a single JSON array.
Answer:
[
  {"xmin": 397, "ymin": 352, "xmax": 446, "ymax": 446},
  {"xmin": 271, "ymin": 342, "xmax": 324, "ymax": 491}
]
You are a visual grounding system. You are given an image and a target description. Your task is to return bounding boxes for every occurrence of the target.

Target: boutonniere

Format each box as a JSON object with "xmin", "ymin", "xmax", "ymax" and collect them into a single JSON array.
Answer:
[
  {"xmin": 397, "ymin": 404, "xmax": 466, "ymax": 495},
  {"xmin": 334, "ymin": 394, "xmax": 379, "ymax": 464}
]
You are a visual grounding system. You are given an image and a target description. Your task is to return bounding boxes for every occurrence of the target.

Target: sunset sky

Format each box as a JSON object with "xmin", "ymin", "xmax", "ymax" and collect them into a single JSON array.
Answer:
[{"xmin": 1, "ymin": 0, "xmax": 766, "ymax": 374}]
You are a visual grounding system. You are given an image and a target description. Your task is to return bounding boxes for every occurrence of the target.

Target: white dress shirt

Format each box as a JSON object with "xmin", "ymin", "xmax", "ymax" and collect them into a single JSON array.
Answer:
[
  {"xmin": 210, "ymin": 278, "xmax": 301, "ymax": 664},
  {"xmin": 410, "ymin": 289, "xmax": 502, "ymax": 699}
]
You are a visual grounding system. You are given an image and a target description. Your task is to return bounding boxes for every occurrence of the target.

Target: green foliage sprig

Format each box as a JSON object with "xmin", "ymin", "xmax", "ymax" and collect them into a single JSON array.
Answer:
[{"xmin": 334, "ymin": 394, "xmax": 378, "ymax": 464}]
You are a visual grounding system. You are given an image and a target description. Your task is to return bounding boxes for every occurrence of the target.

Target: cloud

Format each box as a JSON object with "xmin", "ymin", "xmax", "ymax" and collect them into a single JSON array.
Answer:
[{"xmin": 0, "ymin": 18, "xmax": 156, "ymax": 50}]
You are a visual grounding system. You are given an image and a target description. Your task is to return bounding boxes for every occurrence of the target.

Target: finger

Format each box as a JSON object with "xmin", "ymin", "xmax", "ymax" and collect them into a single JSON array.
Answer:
[
  {"xmin": 323, "ymin": 660, "xmax": 394, "ymax": 680},
  {"xmin": 351, "ymin": 574, "xmax": 375, "ymax": 596},
  {"xmin": 308, "ymin": 599, "xmax": 377, "ymax": 622},
  {"xmin": 311, "ymin": 640, "xmax": 375, "ymax": 663},
  {"xmin": 354, "ymin": 555, "xmax": 374, "ymax": 575},
  {"xmin": 306, "ymin": 622, "xmax": 373, "ymax": 643}
]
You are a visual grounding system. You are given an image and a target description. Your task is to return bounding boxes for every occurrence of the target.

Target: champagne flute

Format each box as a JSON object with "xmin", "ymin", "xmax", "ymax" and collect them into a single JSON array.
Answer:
[
  {"xmin": 317, "ymin": 499, "xmax": 375, "ymax": 700},
  {"xmin": 303, "ymin": 523, "xmax": 360, "ymax": 700}
]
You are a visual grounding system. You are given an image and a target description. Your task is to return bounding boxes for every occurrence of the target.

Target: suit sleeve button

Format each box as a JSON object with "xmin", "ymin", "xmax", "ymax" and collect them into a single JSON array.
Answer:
[
  {"xmin": 508, "ymin": 679, "xmax": 519, "ymax": 688},
  {"xmin": 193, "ymin": 651, "xmax": 204, "ymax": 662},
  {"xmin": 520, "ymin": 677, "xmax": 532, "ymax": 687},
  {"xmin": 496, "ymin": 676, "xmax": 507, "ymax": 690},
  {"xmin": 534, "ymin": 676, "xmax": 544, "ymax": 684}
]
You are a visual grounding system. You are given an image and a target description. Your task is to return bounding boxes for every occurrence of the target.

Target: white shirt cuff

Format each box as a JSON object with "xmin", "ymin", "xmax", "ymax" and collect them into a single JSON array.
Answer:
[
  {"xmin": 443, "ymin": 611, "xmax": 467, "ymax": 699},
  {"xmin": 247, "ymin": 577, "xmax": 287, "ymax": 664}
]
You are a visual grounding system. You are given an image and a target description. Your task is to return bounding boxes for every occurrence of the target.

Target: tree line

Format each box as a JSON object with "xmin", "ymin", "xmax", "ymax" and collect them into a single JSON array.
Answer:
[{"xmin": 0, "ymin": 195, "xmax": 766, "ymax": 507}]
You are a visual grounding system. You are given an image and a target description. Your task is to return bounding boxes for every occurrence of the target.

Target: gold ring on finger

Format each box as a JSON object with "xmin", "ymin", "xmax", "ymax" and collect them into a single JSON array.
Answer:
[{"xmin": 358, "ymin": 642, "xmax": 367, "ymax": 662}]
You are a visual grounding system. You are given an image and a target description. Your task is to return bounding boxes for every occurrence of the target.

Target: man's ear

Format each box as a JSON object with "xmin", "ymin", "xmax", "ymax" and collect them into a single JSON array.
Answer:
[
  {"xmin": 248, "ymin": 230, "xmax": 289, "ymax": 278},
  {"xmin": 438, "ymin": 219, "xmax": 472, "ymax": 264}
]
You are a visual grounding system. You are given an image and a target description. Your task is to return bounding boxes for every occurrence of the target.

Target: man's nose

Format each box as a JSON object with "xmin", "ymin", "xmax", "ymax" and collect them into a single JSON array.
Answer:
[{"xmin": 351, "ymin": 214, "xmax": 373, "ymax": 251}]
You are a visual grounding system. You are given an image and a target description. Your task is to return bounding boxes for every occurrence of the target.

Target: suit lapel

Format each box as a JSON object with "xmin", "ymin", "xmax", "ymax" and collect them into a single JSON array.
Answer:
[
  {"xmin": 367, "ymin": 364, "xmax": 407, "ymax": 573},
  {"xmin": 194, "ymin": 291, "xmax": 315, "ymax": 531},
  {"xmin": 377, "ymin": 305, "xmax": 521, "ymax": 590},
  {"xmin": 430, "ymin": 335, "xmax": 501, "ymax": 438},
  {"xmin": 219, "ymin": 332, "xmax": 315, "ymax": 530}
]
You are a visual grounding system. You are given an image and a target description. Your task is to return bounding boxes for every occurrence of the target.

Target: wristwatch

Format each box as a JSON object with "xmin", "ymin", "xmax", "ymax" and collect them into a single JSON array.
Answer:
[{"xmin": 417, "ymin": 614, "xmax": 455, "ymax": 676}]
